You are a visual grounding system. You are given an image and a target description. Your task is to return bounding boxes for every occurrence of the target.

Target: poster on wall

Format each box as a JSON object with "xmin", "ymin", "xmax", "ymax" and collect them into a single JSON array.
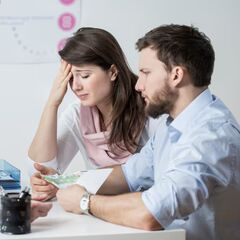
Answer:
[{"xmin": 0, "ymin": 0, "xmax": 81, "ymax": 63}]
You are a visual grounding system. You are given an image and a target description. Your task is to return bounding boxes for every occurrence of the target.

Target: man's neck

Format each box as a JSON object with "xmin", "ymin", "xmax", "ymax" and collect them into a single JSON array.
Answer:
[{"xmin": 170, "ymin": 86, "xmax": 208, "ymax": 119}]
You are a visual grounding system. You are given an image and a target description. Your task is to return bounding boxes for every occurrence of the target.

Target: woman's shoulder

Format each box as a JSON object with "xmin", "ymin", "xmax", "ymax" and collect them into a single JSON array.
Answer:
[
  {"xmin": 67, "ymin": 100, "xmax": 81, "ymax": 112},
  {"xmin": 59, "ymin": 100, "xmax": 81, "ymax": 124},
  {"xmin": 60, "ymin": 101, "xmax": 97, "ymax": 126}
]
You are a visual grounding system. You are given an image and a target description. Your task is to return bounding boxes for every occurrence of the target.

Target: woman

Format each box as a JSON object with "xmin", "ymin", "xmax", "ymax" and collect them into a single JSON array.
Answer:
[{"xmin": 29, "ymin": 27, "xmax": 150, "ymax": 200}]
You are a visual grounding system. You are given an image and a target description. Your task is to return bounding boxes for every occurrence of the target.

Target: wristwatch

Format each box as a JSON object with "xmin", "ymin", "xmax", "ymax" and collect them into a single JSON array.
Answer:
[{"xmin": 79, "ymin": 191, "xmax": 91, "ymax": 215}]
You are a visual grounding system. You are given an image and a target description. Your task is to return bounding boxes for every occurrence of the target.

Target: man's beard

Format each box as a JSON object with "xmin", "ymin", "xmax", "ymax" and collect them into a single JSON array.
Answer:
[{"xmin": 145, "ymin": 83, "xmax": 177, "ymax": 119}]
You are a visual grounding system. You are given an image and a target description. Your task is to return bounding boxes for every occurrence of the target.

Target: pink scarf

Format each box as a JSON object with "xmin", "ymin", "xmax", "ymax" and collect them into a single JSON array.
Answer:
[{"xmin": 79, "ymin": 105, "xmax": 131, "ymax": 167}]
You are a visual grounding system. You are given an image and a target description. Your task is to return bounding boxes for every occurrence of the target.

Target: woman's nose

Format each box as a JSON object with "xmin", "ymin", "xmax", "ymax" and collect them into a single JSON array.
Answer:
[{"xmin": 71, "ymin": 77, "xmax": 83, "ymax": 91}]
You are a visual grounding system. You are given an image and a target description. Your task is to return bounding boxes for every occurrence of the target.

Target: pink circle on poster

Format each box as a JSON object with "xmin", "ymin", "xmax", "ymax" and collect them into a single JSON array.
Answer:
[
  {"xmin": 57, "ymin": 38, "xmax": 67, "ymax": 51},
  {"xmin": 58, "ymin": 13, "xmax": 76, "ymax": 31},
  {"xmin": 59, "ymin": 0, "xmax": 75, "ymax": 5}
]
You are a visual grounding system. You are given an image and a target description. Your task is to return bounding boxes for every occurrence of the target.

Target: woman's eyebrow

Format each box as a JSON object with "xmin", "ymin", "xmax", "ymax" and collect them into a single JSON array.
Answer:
[{"xmin": 72, "ymin": 69, "xmax": 92, "ymax": 73}]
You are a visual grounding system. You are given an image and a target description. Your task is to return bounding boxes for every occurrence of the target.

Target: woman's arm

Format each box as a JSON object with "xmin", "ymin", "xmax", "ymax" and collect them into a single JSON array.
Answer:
[
  {"xmin": 97, "ymin": 165, "xmax": 130, "ymax": 195},
  {"xmin": 28, "ymin": 61, "xmax": 72, "ymax": 163}
]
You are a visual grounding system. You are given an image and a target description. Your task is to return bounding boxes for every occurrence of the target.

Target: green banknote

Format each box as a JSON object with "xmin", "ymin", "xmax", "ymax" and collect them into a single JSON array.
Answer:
[{"xmin": 43, "ymin": 171, "xmax": 83, "ymax": 189}]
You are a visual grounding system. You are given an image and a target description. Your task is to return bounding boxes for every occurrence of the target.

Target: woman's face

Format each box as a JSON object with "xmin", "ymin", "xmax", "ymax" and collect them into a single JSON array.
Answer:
[{"xmin": 70, "ymin": 64, "xmax": 114, "ymax": 107}]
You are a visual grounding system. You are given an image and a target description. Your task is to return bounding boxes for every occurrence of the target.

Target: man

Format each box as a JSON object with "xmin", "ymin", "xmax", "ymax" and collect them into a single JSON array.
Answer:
[{"xmin": 56, "ymin": 24, "xmax": 240, "ymax": 240}]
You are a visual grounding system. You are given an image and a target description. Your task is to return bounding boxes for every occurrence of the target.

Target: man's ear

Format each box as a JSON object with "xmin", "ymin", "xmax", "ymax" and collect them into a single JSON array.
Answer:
[
  {"xmin": 170, "ymin": 66, "xmax": 184, "ymax": 87},
  {"xmin": 109, "ymin": 64, "xmax": 118, "ymax": 81}
]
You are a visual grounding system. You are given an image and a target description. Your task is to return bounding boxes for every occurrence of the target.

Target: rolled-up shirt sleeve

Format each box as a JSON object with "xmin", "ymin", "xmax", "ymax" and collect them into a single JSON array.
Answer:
[
  {"xmin": 142, "ymin": 126, "xmax": 235, "ymax": 228},
  {"xmin": 122, "ymin": 135, "xmax": 155, "ymax": 192}
]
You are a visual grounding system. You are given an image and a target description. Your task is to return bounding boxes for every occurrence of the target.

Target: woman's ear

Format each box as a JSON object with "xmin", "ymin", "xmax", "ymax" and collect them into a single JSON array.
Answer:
[{"xmin": 109, "ymin": 64, "xmax": 118, "ymax": 81}]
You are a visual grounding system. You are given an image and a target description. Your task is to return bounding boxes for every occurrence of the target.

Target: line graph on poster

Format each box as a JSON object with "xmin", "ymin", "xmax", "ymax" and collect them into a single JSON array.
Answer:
[{"xmin": 0, "ymin": 0, "xmax": 81, "ymax": 63}]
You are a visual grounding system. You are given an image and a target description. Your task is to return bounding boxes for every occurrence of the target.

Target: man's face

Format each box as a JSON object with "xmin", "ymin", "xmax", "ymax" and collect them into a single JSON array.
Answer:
[{"xmin": 136, "ymin": 47, "xmax": 178, "ymax": 118}]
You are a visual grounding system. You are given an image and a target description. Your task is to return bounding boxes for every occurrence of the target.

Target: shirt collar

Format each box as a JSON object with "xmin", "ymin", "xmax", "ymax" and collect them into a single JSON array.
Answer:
[{"xmin": 167, "ymin": 88, "xmax": 213, "ymax": 142}]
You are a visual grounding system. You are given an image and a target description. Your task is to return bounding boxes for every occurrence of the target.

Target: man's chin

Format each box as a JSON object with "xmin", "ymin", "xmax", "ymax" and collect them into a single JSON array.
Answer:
[
  {"xmin": 148, "ymin": 111, "xmax": 162, "ymax": 119},
  {"xmin": 145, "ymin": 105, "xmax": 162, "ymax": 119}
]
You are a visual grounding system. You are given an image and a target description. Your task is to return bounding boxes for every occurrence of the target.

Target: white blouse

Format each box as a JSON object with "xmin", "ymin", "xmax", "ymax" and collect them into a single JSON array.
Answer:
[{"xmin": 28, "ymin": 101, "xmax": 163, "ymax": 174}]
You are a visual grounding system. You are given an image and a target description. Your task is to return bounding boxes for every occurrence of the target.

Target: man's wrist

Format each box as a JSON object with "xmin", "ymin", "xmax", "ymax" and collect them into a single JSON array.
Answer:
[
  {"xmin": 79, "ymin": 191, "xmax": 92, "ymax": 215},
  {"xmin": 88, "ymin": 194, "xmax": 93, "ymax": 215}
]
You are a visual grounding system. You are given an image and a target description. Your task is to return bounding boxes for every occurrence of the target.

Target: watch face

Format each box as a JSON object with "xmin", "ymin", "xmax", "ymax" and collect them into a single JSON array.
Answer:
[{"xmin": 80, "ymin": 198, "xmax": 88, "ymax": 211}]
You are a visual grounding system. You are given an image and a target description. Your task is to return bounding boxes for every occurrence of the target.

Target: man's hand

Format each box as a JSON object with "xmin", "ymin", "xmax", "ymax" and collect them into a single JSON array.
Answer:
[
  {"xmin": 30, "ymin": 163, "xmax": 58, "ymax": 201},
  {"xmin": 56, "ymin": 185, "xmax": 86, "ymax": 214},
  {"xmin": 31, "ymin": 200, "xmax": 52, "ymax": 222}
]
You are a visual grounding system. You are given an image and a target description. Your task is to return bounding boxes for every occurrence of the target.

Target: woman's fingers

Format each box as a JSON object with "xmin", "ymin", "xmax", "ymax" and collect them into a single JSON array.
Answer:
[
  {"xmin": 60, "ymin": 59, "xmax": 68, "ymax": 73},
  {"xmin": 33, "ymin": 162, "xmax": 56, "ymax": 175},
  {"xmin": 30, "ymin": 166, "xmax": 58, "ymax": 199},
  {"xmin": 63, "ymin": 63, "xmax": 72, "ymax": 76},
  {"xmin": 59, "ymin": 61, "xmax": 71, "ymax": 80},
  {"xmin": 32, "ymin": 188, "xmax": 57, "ymax": 202},
  {"xmin": 31, "ymin": 192, "xmax": 47, "ymax": 201},
  {"xmin": 33, "ymin": 183, "xmax": 56, "ymax": 193},
  {"xmin": 30, "ymin": 173, "xmax": 47, "ymax": 186},
  {"xmin": 31, "ymin": 172, "xmax": 56, "ymax": 192},
  {"xmin": 31, "ymin": 178, "xmax": 55, "ymax": 193},
  {"xmin": 31, "ymin": 180, "xmax": 57, "ymax": 201},
  {"xmin": 62, "ymin": 71, "xmax": 72, "ymax": 87}
]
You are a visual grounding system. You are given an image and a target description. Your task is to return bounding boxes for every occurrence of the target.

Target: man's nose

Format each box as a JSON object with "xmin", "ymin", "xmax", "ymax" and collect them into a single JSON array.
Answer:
[{"xmin": 135, "ymin": 76, "xmax": 144, "ymax": 92}]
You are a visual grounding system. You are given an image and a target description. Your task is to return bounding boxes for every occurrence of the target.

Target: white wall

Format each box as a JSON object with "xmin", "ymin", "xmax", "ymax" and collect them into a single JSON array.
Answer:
[{"xmin": 1, "ymin": 0, "xmax": 240, "ymax": 184}]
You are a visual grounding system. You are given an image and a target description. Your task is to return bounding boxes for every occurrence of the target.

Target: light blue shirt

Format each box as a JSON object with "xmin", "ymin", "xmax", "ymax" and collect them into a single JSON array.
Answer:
[{"xmin": 122, "ymin": 89, "xmax": 240, "ymax": 240}]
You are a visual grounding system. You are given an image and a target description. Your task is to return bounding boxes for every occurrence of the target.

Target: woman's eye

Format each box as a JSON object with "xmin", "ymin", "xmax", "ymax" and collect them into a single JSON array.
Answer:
[{"xmin": 82, "ymin": 75, "xmax": 89, "ymax": 79}]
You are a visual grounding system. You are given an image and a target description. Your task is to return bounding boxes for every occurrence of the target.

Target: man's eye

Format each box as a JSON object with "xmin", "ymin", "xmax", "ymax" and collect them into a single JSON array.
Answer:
[{"xmin": 141, "ymin": 70, "xmax": 149, "ymax": 74}]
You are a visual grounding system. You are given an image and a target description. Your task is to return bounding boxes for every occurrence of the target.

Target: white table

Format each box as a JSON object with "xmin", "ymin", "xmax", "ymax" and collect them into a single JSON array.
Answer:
[{"xmin": 0, "ymin": 202, "xmax": 185, "ymax": 240}]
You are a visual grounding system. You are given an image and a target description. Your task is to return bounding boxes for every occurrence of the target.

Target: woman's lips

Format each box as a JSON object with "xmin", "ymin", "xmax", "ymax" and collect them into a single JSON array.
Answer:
[{"xmin": 78, "ymin": 94, "xmax": 88, "ymax": 100}]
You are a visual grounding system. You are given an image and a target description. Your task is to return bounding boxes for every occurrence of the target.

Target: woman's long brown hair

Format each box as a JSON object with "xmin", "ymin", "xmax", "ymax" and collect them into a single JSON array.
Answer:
[{"xmin": 59, "ymin": 27, "xmax": 146, "ymax": 155}]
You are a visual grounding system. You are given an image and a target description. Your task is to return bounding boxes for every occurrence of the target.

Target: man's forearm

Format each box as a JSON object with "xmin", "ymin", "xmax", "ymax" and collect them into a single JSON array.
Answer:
[{"xmin": 89, "ymin": 192, "xmax": 162, "ymax": 231}]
